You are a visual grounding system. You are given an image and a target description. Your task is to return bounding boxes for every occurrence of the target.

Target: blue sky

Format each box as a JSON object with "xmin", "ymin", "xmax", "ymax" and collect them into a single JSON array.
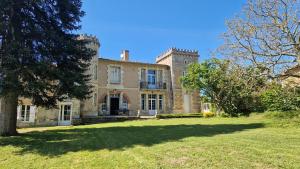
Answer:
[{"xmin": 80, "ymin": 0, "xmax": 246, "ymax": 63}]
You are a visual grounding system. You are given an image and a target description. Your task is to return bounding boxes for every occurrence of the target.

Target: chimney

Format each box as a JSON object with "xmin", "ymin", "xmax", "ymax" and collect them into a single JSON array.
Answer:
[{"xmin": 121, "ymin": 50, "xmax": 129, "ymax": 61}]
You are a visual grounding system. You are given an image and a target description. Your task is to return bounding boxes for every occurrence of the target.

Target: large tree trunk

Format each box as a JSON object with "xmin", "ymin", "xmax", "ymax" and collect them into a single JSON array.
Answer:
[{"xmin": 0, "ymin": 93, "xmax": 18, "ymax": 136}]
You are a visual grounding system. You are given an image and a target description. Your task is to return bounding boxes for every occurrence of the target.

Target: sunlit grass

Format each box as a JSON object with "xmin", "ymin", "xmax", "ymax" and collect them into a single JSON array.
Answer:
[{"xmin": 0, "ymin": 117, "xmax": 299, "ymax": 169}]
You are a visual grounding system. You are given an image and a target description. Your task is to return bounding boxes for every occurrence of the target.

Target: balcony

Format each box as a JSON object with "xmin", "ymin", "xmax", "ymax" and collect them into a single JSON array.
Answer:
[{"xmin": 139, "ymin": 81, "xmax": 167, "ymax": 90}]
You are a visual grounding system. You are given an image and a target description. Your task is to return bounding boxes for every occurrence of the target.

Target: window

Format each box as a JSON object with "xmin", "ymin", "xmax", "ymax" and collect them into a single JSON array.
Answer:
[
  {"xmin": 122, "ymin": 100, "xmax": 128, "ymax": 109},
  {"xmin": 148, "ymin": 94, "xmax": 157, "ymax": 110},
  {"xmin": 184, "ymin": 60, "xmax": 188, "ymax": 64},
  {"xmin": 159, "ymin": 95, "xmax": 163, "ymax": 110},
  {"xmin": 147, "ymin": 70, "xmax": 156, "ymax": 89},
  {"xmin": 93, "ymin": 93, "xmax": 97, "ymax": 106},
  {"xmin": 110, "ymin": 66, "xmax": 121, "ymax": 84},
  {"xmin": 101, "ymin": 96, "xmax": 107, "ymax": 112},
  {"xmin": 94, "ymin": 65, "xmax": 98, "ymax": 80},
  {"xmin": 101, "ymin": 104, "xmax": 107, "ymax": 112},
  {"xmin": 21, "ymin": 105, "xmax": 30, "ymax": 122},
  {"xmin": 182, "ymin": 71, "xmax": 186, "ymax": 76},
  {"xmin": 141, "ymin": 94, "xmax": 146, "ymax": 110}
]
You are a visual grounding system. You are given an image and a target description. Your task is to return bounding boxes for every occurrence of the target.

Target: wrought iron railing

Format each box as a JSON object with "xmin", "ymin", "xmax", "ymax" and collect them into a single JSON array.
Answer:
[{"xmin": 139, "ymin": 81, "xmax": 167, "ymax": 89}]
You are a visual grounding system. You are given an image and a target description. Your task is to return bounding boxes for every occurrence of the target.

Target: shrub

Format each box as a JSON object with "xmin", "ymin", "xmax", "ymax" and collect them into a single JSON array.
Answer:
[
  {"xmin": 261, "ymin": 84, "xmax": 300, "ymax": 111},
  {"xmin": 156, "ymin": 113, "xmax": 202, "ymax": 119},
  {"xmin": 203, "ymin": 112, "xmax": 215, "ymax": 118},
  {"xmin": 264, "ymin": 111, "xmax": 300, "ymax": 119}
]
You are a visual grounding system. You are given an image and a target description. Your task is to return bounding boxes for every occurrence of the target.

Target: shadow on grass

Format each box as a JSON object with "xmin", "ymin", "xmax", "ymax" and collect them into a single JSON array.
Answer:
[{"xmin": 0, "ymin": 123, "xmax": 264, "ymax": 157}]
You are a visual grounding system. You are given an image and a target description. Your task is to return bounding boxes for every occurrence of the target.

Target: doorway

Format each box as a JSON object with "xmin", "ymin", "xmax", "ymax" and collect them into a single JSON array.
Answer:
[
  {"xmin": 58, "ymin": 104, "xmax": 72, "ymax": 126},
  {"xmin": 184, "ymin": 94, "xmax": 191, "ymax": 113},
  {"xmin": 110, "ymin": 97, "xmax": 119, "ymax": 115}
]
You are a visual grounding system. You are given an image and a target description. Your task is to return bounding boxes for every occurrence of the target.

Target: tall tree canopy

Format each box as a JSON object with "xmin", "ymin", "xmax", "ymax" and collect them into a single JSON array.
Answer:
[
  {"xmin": 0, "ymin": 0, "xmax": 95, "ymax": 136},
  {"xmin": 220, "ymin": 0, "xmax": 300, "ymax": 78},
  {"xmin": 181, "ymin": 59, "xmax": 266, "ymax": 116}
]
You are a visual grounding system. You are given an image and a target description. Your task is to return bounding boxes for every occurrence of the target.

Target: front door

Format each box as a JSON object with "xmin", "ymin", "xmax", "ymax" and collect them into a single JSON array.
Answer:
[
  {"xmin": 148, "ymin": 94, "xmax": 157, "ymax": 115},
  {"xmin": 110, "ymin": 98, "xmax": 119, "ymax": 115},
  {"xmin": 58, "ymin": 104, "xmax": 72, "ymax": 126}
]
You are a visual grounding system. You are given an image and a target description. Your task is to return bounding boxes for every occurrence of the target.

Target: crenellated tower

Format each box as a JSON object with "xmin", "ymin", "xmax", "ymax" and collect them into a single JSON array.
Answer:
[
  {"xmin": 78, "ymin": 34, "xmax": 101, "ymax": 116},
  {"xmin": 156, "ymin": 48, "xmax": 201, "ymax": 113}
]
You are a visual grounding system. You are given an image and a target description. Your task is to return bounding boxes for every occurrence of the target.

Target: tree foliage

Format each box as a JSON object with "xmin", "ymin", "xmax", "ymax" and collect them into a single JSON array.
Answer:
[
  {"xmin": 261, "ymin": 83, "xmax": 300, "ymax": 111},
  {"xmin": 181, "ymin": 59, "xmax": 266, "ymax": 116},
  {"xmin": 0, "ymin": 0, "xmax": 95, "ymax": 108},
  {"xmin": 220, "ymin": 0, "xmax": 300, "ymax": 78},
  {"xmin": 0, "ymin": 0, "xmax": 94, "ymax": 136}
]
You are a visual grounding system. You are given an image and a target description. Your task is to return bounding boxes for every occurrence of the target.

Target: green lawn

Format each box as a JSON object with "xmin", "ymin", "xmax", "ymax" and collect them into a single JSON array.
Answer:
[{"xmin": 0, "ymin": 117, "xmax": 300, "ymax": 169}]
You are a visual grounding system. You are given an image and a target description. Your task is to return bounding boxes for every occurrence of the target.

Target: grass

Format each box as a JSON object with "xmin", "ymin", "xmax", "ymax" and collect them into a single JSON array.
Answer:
[{"xmin": 0, "ymin": 116, "xmax": 300, "ymax": 169}]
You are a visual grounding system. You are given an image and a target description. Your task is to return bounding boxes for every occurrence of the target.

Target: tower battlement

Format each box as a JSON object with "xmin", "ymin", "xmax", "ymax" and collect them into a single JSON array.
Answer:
[
  {"xmin": 78, "ymin": 34, "xmax": 100, "ymax": 47},
  {"xmin": 156, "ymin": 47, "xmax": 198, "ymax": 63}
]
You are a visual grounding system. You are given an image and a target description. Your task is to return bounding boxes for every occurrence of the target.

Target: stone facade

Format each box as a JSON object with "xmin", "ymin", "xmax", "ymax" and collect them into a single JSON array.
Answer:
[
  {"xmin": 281, "ymin": 65, "xmax": 300, "ymax": 87},
  {"xmin": 15, "ymin": 35, "xmax": 201, "ymax": 127}
]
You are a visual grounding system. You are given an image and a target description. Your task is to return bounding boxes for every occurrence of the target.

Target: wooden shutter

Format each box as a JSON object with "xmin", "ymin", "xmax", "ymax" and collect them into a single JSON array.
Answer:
[
  {"xmin": 141, "ymin": 68, "xmax": 146, "ymax": 82},
  {"xmin": 17, "ymin": 105, "xmax": 21, "ymax": 120},
  {"xmin": 29, "ymin": 106, "xmax": 36, "ymax": 123},
  {"xmin": 157, "ymin": 70, "xmax": 163, "ymax": 82}
]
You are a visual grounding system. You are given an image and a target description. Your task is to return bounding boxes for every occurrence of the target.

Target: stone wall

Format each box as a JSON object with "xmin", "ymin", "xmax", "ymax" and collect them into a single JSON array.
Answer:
[
  {"xmin": 281, "ymin": 66, "xmax": 300, "ymax": 87},
  {"xmin": 17, "ymin": 98, "xmax": 81, "ymax": 127},
  {"xmin": 96, "ymin": 59, "xmax": 172, "ymax": 116},
  {"xmin": 156, "ymin": 48, "xmax": 201, "ymax": 113}
]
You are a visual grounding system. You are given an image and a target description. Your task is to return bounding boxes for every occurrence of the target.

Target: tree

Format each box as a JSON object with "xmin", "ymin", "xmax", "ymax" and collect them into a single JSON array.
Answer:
[
  {"xmin": 0, "ymin": 0, "xmax": 95, "ymax": 136},
  {"xmin": 220, "ymin": 0, "xmax": 300, "ymax": 78},
  {"xmin": 181, "ymin": 59, "xmax": 266, "ymax": 116},
  {"xmin": 261, "ymin": 83, "xmax": 300, "ymax": 111}
]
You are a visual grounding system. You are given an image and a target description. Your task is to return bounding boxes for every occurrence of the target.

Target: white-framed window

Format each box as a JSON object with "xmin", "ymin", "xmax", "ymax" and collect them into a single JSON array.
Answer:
[
  {"xmin": 148, "ymin": 94, "xmax": 157, "ymax": 110},
  {"xmin": 110, "ymin": 66, "xmax": 121, "ymax": 84},
  {"xmin": 141, "ymin": 94, "xmax": 146, "ymax": 110},
  {"xmin": 182, "ymin": 71, "xmax": 186, "ymax": 76},
  {"xmin": 159, "ymin": 95, "xmax": 163, "ymax": 110},
  {"xmin": 21, "ymin": 105, "xmax": 30, "ymax": 122},
  {"xmin": 17, "ymin": 105, "xmax": 35, "ymax": 122}
]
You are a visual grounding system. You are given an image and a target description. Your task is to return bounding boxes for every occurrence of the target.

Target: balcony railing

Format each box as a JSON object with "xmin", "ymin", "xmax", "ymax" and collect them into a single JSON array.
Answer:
[{"xmin": 140, "ymin": 81, "xmax": 167, "ymax": 90}]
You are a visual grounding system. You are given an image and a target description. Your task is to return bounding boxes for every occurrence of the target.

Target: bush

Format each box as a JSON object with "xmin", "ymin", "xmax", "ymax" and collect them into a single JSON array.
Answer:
[
  {"xmin": 156, "ymin": 113, "xmax": 202, "ymax": 119},
  {"xmin": 202, "ymin": 112, "xmax": 215, "ymax": 118},
  {"xmin": 261, "ymin": 84, "xmax": 300, "ymax": 111},
  {"xmin": 264, "ymin": 111, "xmax": 300, "ymax": 119}
]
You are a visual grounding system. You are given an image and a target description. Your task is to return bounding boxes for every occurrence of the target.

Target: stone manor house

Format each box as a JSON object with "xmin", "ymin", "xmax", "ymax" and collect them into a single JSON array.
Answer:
[{"xmin": 5, "ymin": 35, "xmax": 201, "ymax": 127}]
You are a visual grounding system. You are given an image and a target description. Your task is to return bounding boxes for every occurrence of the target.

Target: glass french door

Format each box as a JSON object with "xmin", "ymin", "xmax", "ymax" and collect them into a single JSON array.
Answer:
[
  {"xmin": 148, "ymin": 94, "xmax": 157, "ymax": 115},
  {"xmin": 147, "ymin": 70, "xmax": 156, "ymax": 89},
  {"xmin": 58, "ymin": 104, "xmax": 72, "ymax": 126}
]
